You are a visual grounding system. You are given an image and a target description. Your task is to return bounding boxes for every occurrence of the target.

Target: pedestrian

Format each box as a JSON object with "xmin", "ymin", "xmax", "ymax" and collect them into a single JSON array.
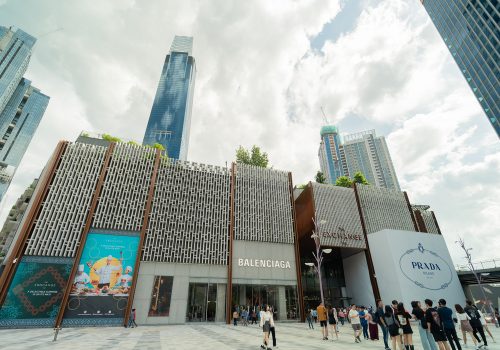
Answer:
[
  {"xmin": 477, "ymin": 308, "xmax": 495, "ymax": 342},
  {"xmin": 349, "ymin": 303, "xmax": 362, "ymax": 343},
  {"xmin": 393, "ymin": 300, "xmax": 404, "ymax": 348},
  {"xmin": 495, "ymin": 308, "xmax": 500, "ymax": 327},
  {"xmin": 269, "ymin": 307, "xmax": 277, "ymax": 348},
  {"xmin": 464, "ymin": 300, "xmax": 488, "ymax": 349},
  {"xmin": 328, "ymin": 306, "xmax": 339, "ymax": 340},
  {"xmin": 359, "ymin": 306, "xmax": 369, "ymax": 340},
  {"xmin": 242, "ymin": 308, "xmax": 249, "ymax": 326},
  {"xmin": 317, "ymin": 302, "xmax": 329, "ymax": 340},
  {"xmin": 411, "ymin": 300, "xmax": 438, "ymax": 350},
  {"xmin": 454, "ymin": 304, "xmax": 478, "ymax": 348},
  {"xmin": 383, "ymin": 305, "xmax": 403, "ymax": 350},
  {"xmin": 338, "ymin": 308, "xmax": 345, "ymax": 326},
  {"xmin": 233, "ymin": 308, "xmax": 239, "ymax": 326},
  {"xmin": 312, "ymin": 308, "xmax": 318, "ymax": 323},
  {"xmin": 365, "ymin": 308, "xmax": 379, "ymax": 340},
  {"xmin": 376, "ymin": 300, "xmax": 391, "ymax": 350},
  {"xmin": 260, "ymin": 304, "xmax": 274, "ymax": 350},
  {"xmin": 425, "ymin": 299, "xmax": 451, "ymax": 350},
  {"xmin": 437, "ymin": 299, "xmax": 461, "ymax": 350},
  {"xmin": 396, "ymin": 302, "xmax": 414, "ymax": 350},
  {"xmin": 306, "ymin": 309, "xmax": 314, "ymax": 329},
  {"xmin": 128, "ymin": 308, "xmax": 138, "ymax": 328}
]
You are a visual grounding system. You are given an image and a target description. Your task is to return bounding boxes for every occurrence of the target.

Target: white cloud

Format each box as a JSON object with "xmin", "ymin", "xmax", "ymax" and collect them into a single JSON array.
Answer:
[{"xmin": 0, "ymin": 0, "xmax": 498, "ymax": 264}]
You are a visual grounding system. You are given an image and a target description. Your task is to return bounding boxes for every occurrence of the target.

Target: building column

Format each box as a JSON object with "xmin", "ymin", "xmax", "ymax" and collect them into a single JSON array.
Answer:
[
  {"xmin": 216, "ymin": 283, "xmax": 226, "ymax": 322},
  {"xmin": 239, "ymin": 284, "xmax": 246, "ymax": 305},
  {"xmin": 278, "ymin": 286, "xmax": 287, "ymax": 321}
]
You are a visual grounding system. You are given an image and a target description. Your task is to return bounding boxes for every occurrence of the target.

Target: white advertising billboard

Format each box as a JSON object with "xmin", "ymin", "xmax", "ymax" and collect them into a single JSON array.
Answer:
[{"xmin": 368, "ymin": 229, "xmax": 465, "ymax": 308}]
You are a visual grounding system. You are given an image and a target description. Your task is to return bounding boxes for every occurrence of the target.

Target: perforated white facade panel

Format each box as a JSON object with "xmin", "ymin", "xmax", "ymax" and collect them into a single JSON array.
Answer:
[
  {"xmin": 234, "ymin": 164, "xmax": 294, "ymax": 244},
  {"xmin": 92, "ymin": 144, "xmax": 156, "ymax": 232},
  {"xmin": 142, "ymin": 160, "xmax": 230, "ymax": 265},
  {"xmin": 421, "ymin": 211, "xmax": 440, "ymax": 234},
  {"xmin": 25, "ymin": 143, "xmax": 106, "ymax": 257},
  {"xmin": 312, "ymin": 183, "xmax": 366, "ymax": 249},
  {"xmin": 356, "ymin": 184, "xmax": 415, "ymax": 234}
]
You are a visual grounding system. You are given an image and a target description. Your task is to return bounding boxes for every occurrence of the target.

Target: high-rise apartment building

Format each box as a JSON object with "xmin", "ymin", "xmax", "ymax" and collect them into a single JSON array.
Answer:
[
  {"xmin": 319, "ymin": 127, "xmax": 401, "ymax": 191},
  {"xmin": 143, "ymin": 36, "xmax": 196, "ymax": 160},
  {"xmin": 0, "ymin": 27, "xmax": 49, "ymax": 201},
  {"xmin": 421, "ymin": 1, "xmax": 500, "ymax": 137}
]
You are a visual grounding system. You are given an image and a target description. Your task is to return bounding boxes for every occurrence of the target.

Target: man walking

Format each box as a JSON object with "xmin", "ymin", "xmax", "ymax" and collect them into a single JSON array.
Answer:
[
  {"xmin": 464, "ymin": 300, "xmax": 488, "ymax": 349},
  {"xmin": 349, "ymin": 303, "xmax": 362, "ymax": 343},
  {"xmin": 317, "ymin": 303, "xmax": 329, "ymax": 340},
  {"xmin": 437, "ymin": 299, "xmax": 461, "ymax": 350},
  {"xmin": 376, "ymin": 300, "xmax": 391, "ymax": 350}
]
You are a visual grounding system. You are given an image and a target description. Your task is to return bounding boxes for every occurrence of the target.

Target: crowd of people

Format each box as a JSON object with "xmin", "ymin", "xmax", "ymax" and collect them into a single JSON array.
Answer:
[{"xmin": 304, "ymin": 299, "xmax": 497, "ymax": 350}]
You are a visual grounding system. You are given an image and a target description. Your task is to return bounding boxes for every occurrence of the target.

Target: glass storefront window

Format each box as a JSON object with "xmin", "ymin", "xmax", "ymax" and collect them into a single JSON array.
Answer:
[
  {"xmin": 186, "ymin": 283, "xmax": 217, "ymax": 322},
  {"xmin": 148, "ymin": 276, "xmax": 174, "ymax": 317}
]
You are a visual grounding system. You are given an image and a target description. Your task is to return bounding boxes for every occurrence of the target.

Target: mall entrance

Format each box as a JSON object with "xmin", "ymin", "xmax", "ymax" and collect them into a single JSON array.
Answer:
[{"xmin": 186, "ymin": 283, "xmax": 218, "ymax": 322}]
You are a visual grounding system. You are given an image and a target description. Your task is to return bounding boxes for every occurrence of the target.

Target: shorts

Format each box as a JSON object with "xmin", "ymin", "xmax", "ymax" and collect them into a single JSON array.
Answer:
[
  {"xmin": 431, "ymin": 329, "xmax": 447, "ymax": 342},
  {"xmin": 388, "ymin": 324, "xmax": 400, "ymax": 337},
  {"xmin": 320, "ymin": 320, "xmax": 327, "ymax": 327},
  {"xmin": 352, "ymin": 323, "xmax": 361, "ymax": 331}
]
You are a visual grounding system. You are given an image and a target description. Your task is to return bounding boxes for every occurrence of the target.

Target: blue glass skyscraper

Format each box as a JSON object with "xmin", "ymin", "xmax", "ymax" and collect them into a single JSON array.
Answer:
[
  {"xmin": 0, "ymin": 27, "xmax": 49, "ymax": 201},
  {"xmin": 422, "ymin": 1, "xmax": 500, "ymax": 137},
  {"xmin": 143, "ymin": 36, "xmax": 196, "ymax": 160},
  {"xmin": 318, "ymin": 125, "xmax": 345, "ymax": 184}
]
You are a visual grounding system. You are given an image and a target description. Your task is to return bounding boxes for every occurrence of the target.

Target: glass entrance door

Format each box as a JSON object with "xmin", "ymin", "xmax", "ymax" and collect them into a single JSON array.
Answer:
[{"xmin": 186, "ymin": 283, "xmax": 217, "ymax": 322}]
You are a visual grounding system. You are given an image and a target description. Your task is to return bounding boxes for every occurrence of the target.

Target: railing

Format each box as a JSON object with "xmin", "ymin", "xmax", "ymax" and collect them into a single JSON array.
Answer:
[{"xmin": 456, "ymin": 259, "xmax": 500, "ymax": 272}]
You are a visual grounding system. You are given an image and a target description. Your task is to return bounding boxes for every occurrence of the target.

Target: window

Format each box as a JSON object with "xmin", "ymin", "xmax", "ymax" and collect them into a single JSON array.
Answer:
[{"xmin": 148, "ymin": 276, "xmax": 174, "ymax": 316}]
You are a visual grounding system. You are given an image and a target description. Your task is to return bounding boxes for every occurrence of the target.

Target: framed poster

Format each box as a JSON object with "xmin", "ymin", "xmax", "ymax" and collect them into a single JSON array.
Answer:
[
  {"xmin": 0, "ymin": 256, "xmax": 73, "ymax": 328},
  {"xmin": 63, "ymin": 229, "xmax": 140, "ymax": 326}
]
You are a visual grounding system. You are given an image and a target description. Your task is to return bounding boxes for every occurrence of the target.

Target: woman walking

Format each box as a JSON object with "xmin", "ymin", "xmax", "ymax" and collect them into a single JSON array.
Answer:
[
  {"xmin": 454, "ymin": 304, "xmax": 478, "ymax": 348},
  {"xmin": 383, "ymin": 305, "xmax": 403, "ymax": 350},
  {"xmin": 260, "ymin": 304, "xmax": 274, "ymax": 350},
  {"xmin": 338, "ymin": 309, "xmax": 345, "ymax": 326},
  {"xmin": 411, "ymin": 301, "xmax": 438, "ymax": 350},
  {"xmin": 306, "ymin": 309, "xmax": 314, "ymax": 329},
  {"xmin": 477, "ymin": 308, "xmax": 496, "ymax": 343},
  {"xmin": 397, "ymin": 302, "xmax": 414, "ymax": 350},
  {"xmin": 366, "ymin": 308, "xmax": 379, "ymax": 340},
  {"xmin": 328, "ymin": 306, "xmax": 339, "ymax": 340}
]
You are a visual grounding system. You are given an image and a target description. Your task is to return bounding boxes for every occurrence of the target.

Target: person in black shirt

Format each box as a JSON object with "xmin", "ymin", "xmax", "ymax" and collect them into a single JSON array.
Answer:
[
  {"xmin": 464, "ymin": 300, "xmax": 488, "ymax": 348},
  {"xmin": 411, "ymin": 301, "xmax": 438, "ymax": 350},
  {"xmin": 437, "ymin": 299, "xmax": 461, "ymax": 350},
  {"xmin": 376, "ymin": 299, "xmax": 391, "ymax": 350},
  {"xmin": 424, "ymin": 299, "xmax": 451, "ymax": 350}
]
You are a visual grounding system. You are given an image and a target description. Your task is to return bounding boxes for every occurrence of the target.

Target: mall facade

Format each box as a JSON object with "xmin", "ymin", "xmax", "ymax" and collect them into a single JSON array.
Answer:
[{"xmin": 0, "ymin": 138, "xmax": 464, "ymax": 328}]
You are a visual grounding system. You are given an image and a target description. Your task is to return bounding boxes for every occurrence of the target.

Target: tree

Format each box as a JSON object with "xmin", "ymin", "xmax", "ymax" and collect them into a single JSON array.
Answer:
[
  {"xmin": 353, "ymin": 171, "xmax": 369, "ymax": 185},
  {"xmin": 102, "ymin": 134, "xmax": 122, "ymax": 143},
  {"xmin": 315, "ymin": 171, "xmax": 327, "ymax": 184},
  {"xmin": 236, "ymin": 145, "xmax": 269, "ymax": 168},
  {"xmin": 335, "ymin": 176, "xmax": 353, "ymax": 188}
]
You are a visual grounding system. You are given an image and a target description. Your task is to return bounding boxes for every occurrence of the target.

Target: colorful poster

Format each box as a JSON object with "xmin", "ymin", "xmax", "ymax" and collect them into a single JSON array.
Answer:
[
  {"xmin": 63, "ymin": 230, "xmax": 139, "ymax": 326},
  {"xmin": 0, "ymin": 256, "xmax": 73, "ymax": 328}
]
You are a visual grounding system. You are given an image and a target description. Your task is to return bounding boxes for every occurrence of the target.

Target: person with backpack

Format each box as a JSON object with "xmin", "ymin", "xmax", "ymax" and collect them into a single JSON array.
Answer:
[
  {"xmin": 454, "ymin": 304, "xmax": 478, "ymax": 348},
  {"xmin": 464, "ymin": 300, "xmax": 488, "ymax": 349},
  {"xmin": 396, "ymin": 302, "xmax": 414, "ymax": 350},
  {"xmin": 376, "ymin": 300, "xmax": 391, "ymax": 350},
  {"xmin": 425, "ymin": 299, "xmax": 451, "ymax": 350},
  {"xmin": 437, "ymin": 299, "xmax": 461, "ymax": 350},
  {"xmin": 383, "ymin": 305, "xmax": 403, "ymax": 350},
  {"xmin": 411, "ymin": 300, "xmax": 438, "ymax": 350}
]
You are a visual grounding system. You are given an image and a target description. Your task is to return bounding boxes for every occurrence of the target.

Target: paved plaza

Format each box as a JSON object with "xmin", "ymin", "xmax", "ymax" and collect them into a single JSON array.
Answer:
[{"xmin": 1, "ymin": 322, "xmax": 499, "ymax": 350}]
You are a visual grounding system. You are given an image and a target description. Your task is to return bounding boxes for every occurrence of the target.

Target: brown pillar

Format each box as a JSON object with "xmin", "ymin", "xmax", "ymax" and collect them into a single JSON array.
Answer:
[
  {"xmin": 122, "ymin": 148, "xmax": 161, "ymax": 327},
  {"xmin": 226, "ymin": 162, "xmax": 236, "ymax": 324},
  {"xmin": 288, "ymin": 173, "xmax": 305, "ymax": 322},
  {"xmin": 0, "ymin": 141, "xmax": 67, "ymax": 307},
  {"xmin": 352, "ymin": 183, "xmax": 381, "ymax": 302},
  {"xmin": 54, "ymin": 142, "xmax": 116, "ymax": 328},
  {"xmin": 403, "ymin": 191, "xmax": 419, "ymax": 231}
]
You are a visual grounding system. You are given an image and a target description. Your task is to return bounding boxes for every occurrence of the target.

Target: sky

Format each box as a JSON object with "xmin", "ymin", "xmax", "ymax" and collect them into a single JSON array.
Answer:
[{"xmin": 0, "ymin": 0, "xmax": 498, "ymax": 265}]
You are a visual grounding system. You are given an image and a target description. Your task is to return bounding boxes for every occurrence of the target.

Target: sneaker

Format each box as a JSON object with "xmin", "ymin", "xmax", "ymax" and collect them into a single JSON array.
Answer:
[
  {"xmin": 260, "ymin": 345, "xmax": 265, "ymax": 349},
  {"xmin": 355, "ymin": 339, "xmax": 359, "ymax": 343}
]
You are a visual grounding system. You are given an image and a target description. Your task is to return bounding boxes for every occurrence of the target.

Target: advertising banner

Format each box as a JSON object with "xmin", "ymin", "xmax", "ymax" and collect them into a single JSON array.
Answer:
[
  {"xmin": 63, "ymin": 230, "xmax": 140, "ymax": 326},
  {"xmin": 0, "ymin": 256, "xmax": 73, "ymax": 328}
]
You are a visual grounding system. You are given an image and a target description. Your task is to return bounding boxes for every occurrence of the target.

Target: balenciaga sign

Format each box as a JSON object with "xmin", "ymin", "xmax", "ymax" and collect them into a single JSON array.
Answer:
[{"xmin": 237, "ymin": 258, "xmax": 291, "ymax": 269}]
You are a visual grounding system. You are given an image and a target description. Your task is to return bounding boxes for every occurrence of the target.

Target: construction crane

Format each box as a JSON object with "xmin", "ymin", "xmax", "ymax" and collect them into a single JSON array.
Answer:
[{"xmin": 320, "ymin": 106, "xmax": 330, "ymax": 124}]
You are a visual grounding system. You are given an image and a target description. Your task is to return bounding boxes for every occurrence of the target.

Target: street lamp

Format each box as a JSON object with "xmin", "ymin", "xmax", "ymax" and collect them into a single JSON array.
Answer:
[{"xmin": 305, "ymin": 216, "xmax": 331, "ymax": 306}]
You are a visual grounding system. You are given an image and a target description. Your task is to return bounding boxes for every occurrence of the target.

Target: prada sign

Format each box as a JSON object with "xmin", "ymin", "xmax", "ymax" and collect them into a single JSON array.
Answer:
[{"xmin": 237, "ymin": 258, "xmax": 291, "ymax": 269}]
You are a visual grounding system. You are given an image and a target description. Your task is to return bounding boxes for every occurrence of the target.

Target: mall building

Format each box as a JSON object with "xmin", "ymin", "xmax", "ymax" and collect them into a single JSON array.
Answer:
[{"xmin": 0, "ymin": 137, "xmax": 465, "ymax": 328}]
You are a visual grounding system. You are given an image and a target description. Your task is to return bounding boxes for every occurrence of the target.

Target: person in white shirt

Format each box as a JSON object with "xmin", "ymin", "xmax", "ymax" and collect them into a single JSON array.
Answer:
[
  {"xmin": 88, "ymin": 254, "xmax": 122, "ymax": 289},
  {"xmin": 454, "ymin": 304, "xmax": 478, "ymax": 348},
  {"xmin": 121, "ymin": 266, "xmax": 133, "ymax": 284},
  {"xmin": 73, "ymin": 264, "xmax": 90, "ymax": 290},
  {"xmin": 260, "ymin": 304, "xmax": 274, "ymax": 350},
  {"xmin": 349, "ymin": 303, "xmax": 362, "ymax": 343},
  {"xmin": 477, "ymin": 308, "xmax": 495, "ymax": 343}
]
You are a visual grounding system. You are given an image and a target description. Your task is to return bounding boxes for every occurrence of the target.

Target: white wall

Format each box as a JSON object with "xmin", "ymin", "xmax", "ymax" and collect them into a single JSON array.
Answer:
[
  {"xmin": 343, "ymin": 251, "xmax": 375, "ymax": 307},
  {"xmin": 368, "ymin": 230, "xmax": 465, "ymax": 309}
]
